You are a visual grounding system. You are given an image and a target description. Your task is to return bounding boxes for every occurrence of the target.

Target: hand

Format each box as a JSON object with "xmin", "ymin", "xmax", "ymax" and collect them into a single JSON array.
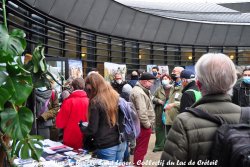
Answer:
[
  {"xmin": 165, "ymin": 103, "xmax": 174, "ymax": 110},
  {"xmin": 78, "ymin": 120, "xmax": 83, "ymax": 127},
  {"xmin": 158, "ymin": 99, "xmax": 164, "ymax": 105},
  {"xmin": 37, "ymin": 116, "xmax": 45, "ymax": 123}
]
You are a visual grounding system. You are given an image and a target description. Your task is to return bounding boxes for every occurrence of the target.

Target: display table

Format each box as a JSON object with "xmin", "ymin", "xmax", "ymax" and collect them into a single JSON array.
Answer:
[{"xmin": 14, "ymin": 139, "xmax": 133, "ymax": 167}]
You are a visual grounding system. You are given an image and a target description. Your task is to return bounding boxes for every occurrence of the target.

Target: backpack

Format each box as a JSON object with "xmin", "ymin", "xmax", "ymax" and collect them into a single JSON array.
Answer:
[
  {"xmin": 186, "ymin": 107, "xmax": 250, "ymax": 167},
  {"xmin": 186, "ymin": 89, "xmax": 202, "ymax": 102},
  {"xmin": 118, "ymin": 97, "xmax": 140, "ymax": 142}
]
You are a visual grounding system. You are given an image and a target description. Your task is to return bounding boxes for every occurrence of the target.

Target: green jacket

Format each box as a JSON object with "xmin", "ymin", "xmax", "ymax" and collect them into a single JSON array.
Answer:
[
  {"xmin": 153, "ymin": 86, "xmax": 168, "ymax": 127},
  {"xmin": 160, "ymin": 94, "xmax": 241, "ymax": 166},
  {"xmin": 165, "ymin": 85, "xmax": 182, "ymax": 125}
]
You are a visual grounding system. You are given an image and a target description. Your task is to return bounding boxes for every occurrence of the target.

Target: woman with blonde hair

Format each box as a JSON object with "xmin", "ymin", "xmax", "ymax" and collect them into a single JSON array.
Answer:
[{"xmin": 80, "ymin": 72, "xmax": 126, "ymax": 162}]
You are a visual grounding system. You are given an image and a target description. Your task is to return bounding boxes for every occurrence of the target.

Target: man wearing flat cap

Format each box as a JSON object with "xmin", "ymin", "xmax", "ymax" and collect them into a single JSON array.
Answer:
[
  {"xmin": 130, "ymin": 72, "xmax": 156, "ymax": 167},
  {"xmin": 179, "ymin": 69, "xmax": 201, "ymax": 113}
]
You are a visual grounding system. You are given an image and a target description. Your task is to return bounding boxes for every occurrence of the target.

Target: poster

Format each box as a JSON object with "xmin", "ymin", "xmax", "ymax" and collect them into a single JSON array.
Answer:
[
  {"xmin": 68, "ymin": 59, "xmax": 83, "ymax": 79},
  {"xmin": 158, "ymin": 66, "xmax": 169, "ymax": 75},
  {"xmin": 147, "ymin": 65, "xmax": 169, "ymax": 75},
  {"xmin": 104, "ymin": 62, "xmax": 126, "ymax": 82},
  {"xmin": 47, "ymin": 61, "xmax": 65, "ymax": 93},
  {"xmin": 146, "ymin": 65, "xmax": 157, "ymax": 73}
]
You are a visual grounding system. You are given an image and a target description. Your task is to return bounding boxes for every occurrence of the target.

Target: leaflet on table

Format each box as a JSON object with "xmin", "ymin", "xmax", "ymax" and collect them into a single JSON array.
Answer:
[
  {"xmin": 42, "ymin": 139, "xmax": 66, "ymax": 147},
  {"xmin": 42, "ymin": 139, "xmax": 73, "ymax": 153},
  {"xmin": 17, "ymin": 160, "xmax": 63, "ymax": 167},
  {"xmin": 45, "ymin": 153, "xmax": 67, "ymax": 161},
  {"xmin": 14, "ymin": 158, "xmax": 36, "ymax": 166}
]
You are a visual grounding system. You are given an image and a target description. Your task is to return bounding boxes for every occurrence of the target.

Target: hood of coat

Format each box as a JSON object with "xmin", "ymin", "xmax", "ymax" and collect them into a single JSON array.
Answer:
[{"xmin": 68, "ymin": 90, "xmax": 88, "ymax": 98}]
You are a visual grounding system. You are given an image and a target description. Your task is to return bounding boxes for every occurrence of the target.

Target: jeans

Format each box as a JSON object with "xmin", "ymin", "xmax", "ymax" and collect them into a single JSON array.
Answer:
[{"xmin": 96, "ymin": 142, "xmax": 127, "ymax": 162}]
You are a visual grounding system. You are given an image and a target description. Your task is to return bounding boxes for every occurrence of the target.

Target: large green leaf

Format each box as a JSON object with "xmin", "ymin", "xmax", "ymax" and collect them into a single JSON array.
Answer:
[
  {"xmin": 0, "ymin": 25, "xmax": 26, "ymax": 56},
  {"xmin": 32, "ymin": 45, "xmax": 47, "ymax": 73},
  {"xmin": 9, "ymin": 74, "xmax": 33, "ymax": 105},
  {"xmin": 0, "ymin": 49, "xmax": 14, "ymax": 63},
  {"xmin": 0, "ymin": 71, "xmax": 15, "ymax": 110},
  {"xmin": 14, "ymin": 135, "xmax": 43, "ymax": 160},
  {"xmin": 0, "ymin": 107, "xmax": 33, "ymax": 139},
  {"xmin": 6, "ymin": 62, "xmax": 21, "ymax": 76}
]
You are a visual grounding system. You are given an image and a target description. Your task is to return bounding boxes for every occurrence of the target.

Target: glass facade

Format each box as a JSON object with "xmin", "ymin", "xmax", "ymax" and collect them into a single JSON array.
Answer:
[{"xmin": 3, "ymin": 0, "xmax": 250, "ymax": 77}]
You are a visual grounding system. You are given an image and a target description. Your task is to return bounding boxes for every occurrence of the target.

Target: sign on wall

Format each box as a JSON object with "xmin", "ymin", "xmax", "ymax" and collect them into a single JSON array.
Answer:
[
  {"xmin": 104, "ymin": 62, "xmax": 126, "ymax": 82},
  {"xmin": 68, "ymin": 59, "xmax": 83, "ymax": 79}
]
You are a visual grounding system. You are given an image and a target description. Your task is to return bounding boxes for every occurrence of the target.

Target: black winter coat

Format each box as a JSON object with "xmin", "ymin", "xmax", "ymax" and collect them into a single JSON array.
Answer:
[
  {"xmin": 232, "ymin": 80, "xmax": 250, "ymax": 106},
  {"xmin": 80, "ymin": 101, "xmax": 120, "ymax": 149},
  {"xmin": 180, "ymin": 81, "xmax": 200, "ymax": 113}
]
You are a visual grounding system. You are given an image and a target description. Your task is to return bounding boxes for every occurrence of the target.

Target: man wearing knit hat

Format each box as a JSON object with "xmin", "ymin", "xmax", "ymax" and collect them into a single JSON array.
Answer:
[
  {"xmin": 179, "ymin": 69, "xmax": 201, "ymax": 113},
  {"xmin": 130, "ymin": 72, "xmax": 156, "ymax": 167}
]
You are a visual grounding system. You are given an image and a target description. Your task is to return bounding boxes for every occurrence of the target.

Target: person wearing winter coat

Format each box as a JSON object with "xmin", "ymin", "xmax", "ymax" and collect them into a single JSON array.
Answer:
[
  {"xmin": 164, "ymin": 66, "xmax": 184, "ymax": 134},
  {"xmin": 80, "ymin": 73, "xmax": 126, "ymax": 162},
  {"xmin": 130, "ymin": 72, "xmax": 156, "ymax": 167},
  {"xmin": 159, "ymin": 53, "xmax": 241, "ymax": 166},
  {"xmin": 232, "ymin": 66, "xmax": 250, "ymax": 106},
  {"xmin": 179, "ymin": 69, "xmax": 201, "ymax": 113},
  {"xmin": 128, "ymin": 71, "xmax": 139, "ymax": 88},
  {"xmin": 34, "ymin": 79, "xmax": 60, "ymax": 139},
  {"xmin": 152, "ymin": 74, "xmax": 172, "ymax": 152},
  {"xmin": 56, "ymin": 78, "xmax": 89, "ymax": 150}
]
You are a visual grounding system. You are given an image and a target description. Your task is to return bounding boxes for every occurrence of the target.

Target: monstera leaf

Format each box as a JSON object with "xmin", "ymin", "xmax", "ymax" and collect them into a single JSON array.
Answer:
[
  {"xmin": 0, "ymin": 25, "xmax": 26, "ymax": 56},
  {"xmin": 0, "ymin": 107, "xmax": 33, "ymax": 139},
  {"xmin": 0, "ymin": 49, "xmax": 14, "ymax": 63},
  {"xmin": 14, "ymin": 135, "xmax": 43, "ymax": 160},
  {"xmin": 0, "ymin": 71, "xmax": 15, "ymax": 111},
  {"xmin": 9, "ymin": 74, "xmax": 33, "ymax": 106},
  {"xmin": 32, "ymin": 45, "xmax": 47, "ymax": 73}
]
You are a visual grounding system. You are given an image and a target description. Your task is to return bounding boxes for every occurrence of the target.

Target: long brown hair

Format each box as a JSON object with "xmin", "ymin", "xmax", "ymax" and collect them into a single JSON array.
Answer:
[{"xmin": 85, "ymin": 73, "xmax": 119, "ymax": 127}]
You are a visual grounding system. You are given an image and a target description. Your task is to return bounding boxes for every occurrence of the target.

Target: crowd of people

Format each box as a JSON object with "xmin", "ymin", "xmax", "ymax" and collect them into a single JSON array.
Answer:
[{"xmin": 35, "ymin": 52, "xmax": 250, "ymax": 166}]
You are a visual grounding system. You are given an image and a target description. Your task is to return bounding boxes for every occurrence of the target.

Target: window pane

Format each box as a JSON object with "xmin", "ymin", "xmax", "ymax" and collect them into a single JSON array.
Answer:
[
  {"xmin": 139, "ymin": 44, "xmax": 150, "ymax": 66},
  {"xmin": 153, "ymin": 45, "xmax": 165, "ymax": 65},
  {"xmin": 65, "ymin": 28, "xmax": 77, "ymax": 58},
  {"xmin": 238, "ymin": 47, "xmax": 250, "ymax": 65},
  {"xmin": 181, "ymin": 47, "xmax": 193, "ymax": 66}
]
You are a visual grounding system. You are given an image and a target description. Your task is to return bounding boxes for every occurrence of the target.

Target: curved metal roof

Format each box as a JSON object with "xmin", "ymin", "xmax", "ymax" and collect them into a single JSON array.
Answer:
[
  {"xmin": 22, "ymin": 0, "xmax": 250, "ymax": 46},
  {"xmin": 115, "ymin": 1, "xmax": 250, "ymax": 24}
]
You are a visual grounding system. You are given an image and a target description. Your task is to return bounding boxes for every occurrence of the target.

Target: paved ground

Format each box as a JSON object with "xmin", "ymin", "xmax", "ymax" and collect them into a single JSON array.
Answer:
[{"xmin": 131, "ymin": 134, "xmax": 163, "ymax": 167}]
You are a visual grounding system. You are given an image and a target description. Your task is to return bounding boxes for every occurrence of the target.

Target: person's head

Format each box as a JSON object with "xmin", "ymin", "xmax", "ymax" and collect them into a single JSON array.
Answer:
[
  {"xmin": 171, "ymin": 66, "xmax": 184, "ymax": 82},
  {"xmin": 152, "ymin": 66, "xmax": 159, "ymax": 77},
  {"xmin": 180, "ymin": 70, "xmax": 196, "ymax": 88},
  {"xmin": 161, "ymin": 74, "xmax": 171, "ymax": 87},
  {"xmin": 138, "ymin": 69, "xmax": 145, "ymax": 77},
  {"xmin": 242, "ymin": 66, "xmax": 250, "ymax": 85},
  {"xmin": 24, "ymin": 53, "xmax": 32, "ymax": 64},
  {"xmin": 121, "ymin": 84, "xmax": 133, "ymax": 101},
  {"xmin": 195, "ymin": 53, "xmax": 237, "ymax": 96},
  {"xmin": 139, "ymin": 72, "xmax": 156, "ymax": 90},
  {"xmin": 85, "ymin": 73, "xmax": 119, "ymax": 126},
  {"xmin": 71, "ymin": 78, "xmax": 85, "ymax": 90},
  {"xmin": 114, "ymin": 72, "xmax": 123, "ymax": 84},
  {"xmin": 131, "ymin": 71, "xmax": 139, "ymax": 80}
]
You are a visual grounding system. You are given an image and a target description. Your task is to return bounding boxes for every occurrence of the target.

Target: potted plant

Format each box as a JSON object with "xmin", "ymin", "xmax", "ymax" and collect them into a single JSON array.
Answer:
[{"xmin": 0, "ymin": 0, "xmax": 58, "ymax": 166}]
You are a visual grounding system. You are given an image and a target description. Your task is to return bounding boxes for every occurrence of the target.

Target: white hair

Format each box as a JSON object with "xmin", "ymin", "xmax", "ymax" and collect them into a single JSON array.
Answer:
[{"xmin": 195, "ymin": 53, "xmax": 237, "ymax": 96}]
